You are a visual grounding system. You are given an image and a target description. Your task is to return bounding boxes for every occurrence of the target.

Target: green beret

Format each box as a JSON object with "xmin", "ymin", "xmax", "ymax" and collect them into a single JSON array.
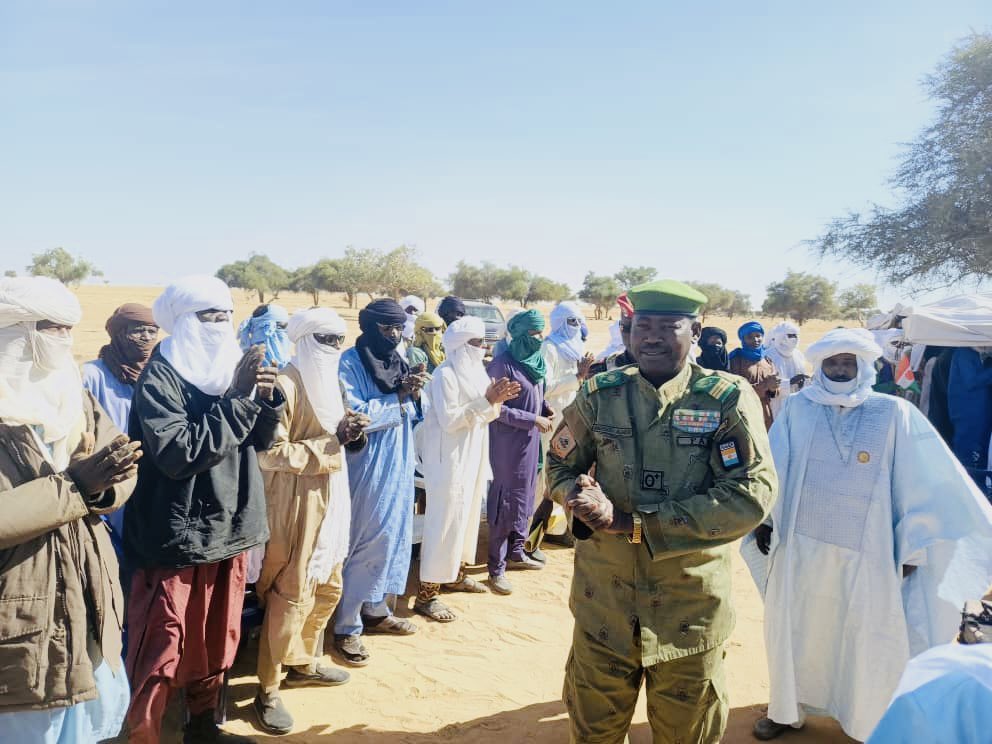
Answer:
[{"xmin": 628, "ymin": 279, "xmax": 707, "ymax": 316}]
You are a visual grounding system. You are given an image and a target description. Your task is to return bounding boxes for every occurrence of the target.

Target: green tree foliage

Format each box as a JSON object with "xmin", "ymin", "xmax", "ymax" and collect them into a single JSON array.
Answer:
[
  {"xmin": 614, "ymin": 265, "xmax": 657, "ymax": 290},
  {"xmin": 493, "ymin": 265, "xmax": 532, "ymax": 306},
  {"xmin": 812, "ymin": 34, "xmax": 992, "ymax": 288},
  {"xmin": 449, "ymin": 261, "xmax": 496, "ymax": 301},
  {"xmin": 28, "ymin": 247, "xmax": 102, "ymax": 286},
  {"xmin": 378, "ymin": 245, "xmax": 444, "ymax": 301},
  {"xmin": 762, "ymin": 271, "xmax": 838, "ymax": 325},
  {"xmin": 578, "ymin": 272, "xmax": 622, "ymax": 320},
  {"xmin": 683, "ymin": 281, "xmax": 751, "ymax": 317},
  {"xmin": 289, "ymin": 259, "xmax": 342, "ymax": 305},
  {"xmin": 4, "ymin": 270, "xmax": 17, "ymax": 278},
  {"xmin": 216, "ymin": 254, "xmax": 290, "ymax": 304},
  {"xmin": 448, "ymin": 261, "xmax": 571, "ymax": 306},
  {"xmin": 838, "ymin": 283, "xmax": 879, "ymax": 323},
  {"xmin": 527, "ymin": 276, "xmax": 573, "ymax": 305},
  {"xmin": 335, "ymin": 247, "xmax": 385, "ymax": 308}
]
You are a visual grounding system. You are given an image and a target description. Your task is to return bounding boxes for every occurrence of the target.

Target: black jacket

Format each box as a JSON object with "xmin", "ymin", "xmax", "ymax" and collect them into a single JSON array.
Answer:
[{"xmin": 124, "ymin": 351, "xmax": 284, "ymax": 568}]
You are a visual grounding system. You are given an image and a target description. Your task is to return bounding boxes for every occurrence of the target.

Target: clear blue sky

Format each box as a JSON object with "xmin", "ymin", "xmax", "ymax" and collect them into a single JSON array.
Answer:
[{"xmin": 2, "ymin": 1, "xmax": 989, "ymax": 309}]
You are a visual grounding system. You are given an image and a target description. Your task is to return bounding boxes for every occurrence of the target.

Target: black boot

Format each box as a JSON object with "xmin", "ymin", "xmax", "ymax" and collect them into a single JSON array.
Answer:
[{"xmin": 184, "ymin": 711, "xmax": 257, "ymax": 743}]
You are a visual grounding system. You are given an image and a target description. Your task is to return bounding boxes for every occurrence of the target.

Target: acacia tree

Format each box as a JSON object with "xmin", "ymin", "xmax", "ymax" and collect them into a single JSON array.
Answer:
[
  {"xmin": 28, "ymin": 247, "xmax": 102, "ymax": 285},
  {"xmin": 614, "ymin": 265, "xmax": 657, "ymax": 290},
  {"xmin": 578, "ymin": 272, "xmax": 622, "ymax": 320},
  {"xmin": 683, "ymin": 281, "xmax": 751, "ymax": 317},
  {"xmin": 526, "ymin": 276, "xmax": 572, "ymax": 305},
  {"xmin": 762, "ymin": 271, "xmax": 838, "ymax": 325},
  {"xmin": 216, "ymin": 254, "xmax": 290, "ymax": 304},
  {"xmin": 290, "ymin": 259, "xmax": 342, "ymax": 305},
  {"xmin": 838, "ymin": 283, "xmax": 879, "ymax": 323},
  {"xmin": 335, "ymin": 247, "xmax": 383, "ymax": 308},
  {"xmin": 812, "ymin": 34, "xmax": 992, "ymax": 289}
]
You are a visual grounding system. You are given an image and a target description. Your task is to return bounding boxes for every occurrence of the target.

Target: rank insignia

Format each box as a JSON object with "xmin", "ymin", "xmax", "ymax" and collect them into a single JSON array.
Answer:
[
  {"xmin": 719, "ymin": 439, "xmax": 741, "ymax": 469},
  {"xmin": 551, "ymin": 424, "xmax": 576, "ymax": 458},
  {"xmin": 672, "ymin": 408, "xmax": 721, "ymax": 434}
]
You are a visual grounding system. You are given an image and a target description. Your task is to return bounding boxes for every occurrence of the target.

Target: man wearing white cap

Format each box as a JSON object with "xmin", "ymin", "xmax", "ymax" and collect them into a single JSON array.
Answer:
[
  {"xmin": 252, "ymin": 308, "xmax": 370, "ymax": 734},
  {"xmin": 124, "ymin": 275, "xmax": 283, "ymax": 744},
  {"xmin": 399, "ymin": 295, "xmax": 425, "ymax": 344},
  {"xmin": 414, "ymin": 316, "xmax": 520, "ymax": 622},
  {"xmin": 744, "ymin": 328, "xmax": 992, "ymax": 741},
  {"xmin": 0, "ymin": 277, "xmax": 140, "ymax": 743},
  {"xmin": 764, "ymin": 321, "xmax": 808, "ymax": 418}
]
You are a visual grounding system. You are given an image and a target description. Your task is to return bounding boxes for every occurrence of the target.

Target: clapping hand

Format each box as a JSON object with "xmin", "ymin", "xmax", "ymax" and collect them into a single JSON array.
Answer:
[
  {"xmin": 336, "ymin": 410, "xmax": 371, "ymax": 444},
  {"xmin": 66, "ymin": 433, "xmax": 143, "ymax": 500},
  {"xmin": 486, "ymin": 377, "xmax": 521, "ymax": 405}
]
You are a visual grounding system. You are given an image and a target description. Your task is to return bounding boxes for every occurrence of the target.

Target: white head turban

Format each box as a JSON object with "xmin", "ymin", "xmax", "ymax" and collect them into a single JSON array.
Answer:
[
  {"xmin": 872, "ymin": 329, "xmax": 905, "ymax": 365},
  {"xmin": 597, "ymin": 321, "xmax": 625, "ymax": 362},
  {"xmin": 400, "ymin": 295, "xmax": 425, "ymax": 341},
  {"xmin": 0, "ymin": 277, "xmax": 85, "ymax": 468},
  {"xmin": 440, "ymin": 316, "xmax": 490, "ymax": 399},
  {"xmin": 288, "ymin": 306, "xmax": 353, "ymax": 581},
  {"xmin": 801, "ymin": 328, "xmax": 882, "ymax": 408},
  {"xmin": 765, "ymin": 321, "xmax": 806, "ymax": 383},
  {"xmin": 548, "ymin": 301, "xmax": 586, "ymax": 362},
  {"xmin": 153, "ymin": 275, "xmax": 242, "ymax": 396}
]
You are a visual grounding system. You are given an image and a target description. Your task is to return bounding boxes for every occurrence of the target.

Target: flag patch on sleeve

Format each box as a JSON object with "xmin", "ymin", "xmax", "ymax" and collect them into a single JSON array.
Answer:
[
  {"xmin": 551, "ymin": 424, "xmax": 577, "ymax": 459},
  {"xmin": 718, "ymin": 439, "xmax": 741, "ymax": 469}
]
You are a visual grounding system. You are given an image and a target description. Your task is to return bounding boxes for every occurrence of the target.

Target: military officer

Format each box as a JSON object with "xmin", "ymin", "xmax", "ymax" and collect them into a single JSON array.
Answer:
[{"xmin": 546, "ymin": 279, "xmax": 778, "ymax": 744}]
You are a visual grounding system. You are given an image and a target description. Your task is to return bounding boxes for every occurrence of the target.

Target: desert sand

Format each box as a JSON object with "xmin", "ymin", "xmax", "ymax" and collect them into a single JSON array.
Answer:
[{"xmin": 70, "ymin": 286, "xmax": 854, "ymax": 743}]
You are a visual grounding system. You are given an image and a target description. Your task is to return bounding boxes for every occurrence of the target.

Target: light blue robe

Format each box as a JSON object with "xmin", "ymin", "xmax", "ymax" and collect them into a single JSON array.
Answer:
[
  {"xmin": 0, "ymin": 659, "xmax": 129, "ymax": 744},
  {"xmin": 868, "ymin": 643, "xmax": 992, "ymax": 743},
  {"xmin": 334, "ymin": 347, "xmax": 419, "ymax": 636}
]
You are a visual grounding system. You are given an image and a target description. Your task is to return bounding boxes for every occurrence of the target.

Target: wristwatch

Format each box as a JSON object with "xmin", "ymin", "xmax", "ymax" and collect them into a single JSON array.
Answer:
[{"xmin": 628, "ymin": 512, "xmax": 642, "ymax": 545}]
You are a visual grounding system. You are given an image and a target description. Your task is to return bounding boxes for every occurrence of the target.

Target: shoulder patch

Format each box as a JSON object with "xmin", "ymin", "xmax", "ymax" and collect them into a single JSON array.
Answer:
[
  {"xmin": 586, "ymin": 366, "xmax": 637, "ymax": 394},
  {"xmin": 692, "ymin": 374, "xmax": 739, "ymax": 403}
]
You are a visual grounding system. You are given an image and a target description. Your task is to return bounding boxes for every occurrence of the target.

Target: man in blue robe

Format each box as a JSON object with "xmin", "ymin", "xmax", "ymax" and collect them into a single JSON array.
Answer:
[{"xmin": 333, "ymin": 299, "xmax": 429, "ymax": 665}]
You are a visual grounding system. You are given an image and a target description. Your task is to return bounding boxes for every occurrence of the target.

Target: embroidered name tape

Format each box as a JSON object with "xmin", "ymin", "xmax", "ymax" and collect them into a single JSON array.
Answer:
[
  {"xmin": 672, "ymin": 408, "xmax": 721, "ymax": 434},
  {"xmin": 719, "ymin": 439, "xmax": 741, "ymax": 468}
]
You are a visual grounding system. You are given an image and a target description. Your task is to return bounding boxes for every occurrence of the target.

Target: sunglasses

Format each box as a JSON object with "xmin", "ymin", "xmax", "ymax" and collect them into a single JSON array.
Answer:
[
  {"xmin": 376, "ymin": 323, "xmax": 404, "ymax": 334},
  {"xmin": 314, "ymin": 333, "xmax": 345, "ymax": 347}
]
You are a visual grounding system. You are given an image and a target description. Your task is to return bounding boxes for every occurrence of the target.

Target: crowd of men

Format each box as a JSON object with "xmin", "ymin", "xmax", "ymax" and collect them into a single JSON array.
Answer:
[{"xmin": 1, "ymin": 273, "xmax": 991, "ymax": 744}]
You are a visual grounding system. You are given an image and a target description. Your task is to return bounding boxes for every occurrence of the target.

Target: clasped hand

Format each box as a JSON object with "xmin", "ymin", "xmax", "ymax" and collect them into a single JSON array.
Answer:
[{"xmin": 565, "ymin": 474, "xmax": 631, "ymax": 534}]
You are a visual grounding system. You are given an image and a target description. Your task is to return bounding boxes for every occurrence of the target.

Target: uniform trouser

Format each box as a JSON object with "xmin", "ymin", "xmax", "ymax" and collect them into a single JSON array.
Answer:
[
  {"xmin": 257, "ymin": 564, "xmax": 344, "ymax": 692},
  {"xmin": 563, "ymin": 628, "xmax": 728, "ymax": 744}
]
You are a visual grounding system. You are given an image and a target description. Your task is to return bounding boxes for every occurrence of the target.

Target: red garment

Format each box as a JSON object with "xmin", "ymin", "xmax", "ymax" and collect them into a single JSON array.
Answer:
[{"xmin": 125, "ymin": 553, "xmax": 247, "ymax": 744}]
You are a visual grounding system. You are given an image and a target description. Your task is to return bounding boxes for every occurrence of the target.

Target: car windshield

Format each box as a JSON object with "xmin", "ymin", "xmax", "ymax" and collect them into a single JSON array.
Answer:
[{"xmin": 465, "ymin": 304, "xmax": 503, "ymax": 322}]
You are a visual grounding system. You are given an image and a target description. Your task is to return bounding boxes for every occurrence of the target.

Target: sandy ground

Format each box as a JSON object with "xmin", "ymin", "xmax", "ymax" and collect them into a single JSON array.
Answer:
[{"xmin": 69, "ymin": 286, "xmax": 854, "ymax": 743}]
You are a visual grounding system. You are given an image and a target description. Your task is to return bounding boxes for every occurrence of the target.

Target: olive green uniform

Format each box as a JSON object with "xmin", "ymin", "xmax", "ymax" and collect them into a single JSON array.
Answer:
[{"xmin": 546, "ymin": 362, "xmax": 777, "ymax": 744}]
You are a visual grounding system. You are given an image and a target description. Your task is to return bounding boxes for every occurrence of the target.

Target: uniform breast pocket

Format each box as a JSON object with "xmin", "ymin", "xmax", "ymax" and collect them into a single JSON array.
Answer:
[
  {"xmin": 593, "ymin": 425, "xmax": 632, "ymax": 475},
  {"xmin": 0, "ymin": 594, "xmax": 46, "ymax": 701}
]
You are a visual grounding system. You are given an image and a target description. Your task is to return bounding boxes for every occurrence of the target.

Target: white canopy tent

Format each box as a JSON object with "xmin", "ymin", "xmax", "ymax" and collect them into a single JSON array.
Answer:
[{"xmin": 901, "ymin": 292, "xmax": 992, "ymax": 347}]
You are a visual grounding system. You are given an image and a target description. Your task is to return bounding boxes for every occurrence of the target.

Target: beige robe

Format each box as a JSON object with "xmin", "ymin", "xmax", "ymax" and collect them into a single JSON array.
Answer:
[{"xmin": 255, "ymin": 364, "xmax": 345, "ymax": 690}]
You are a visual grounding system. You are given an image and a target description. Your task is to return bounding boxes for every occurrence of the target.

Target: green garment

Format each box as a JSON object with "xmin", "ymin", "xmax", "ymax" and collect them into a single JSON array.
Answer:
[
  {"xmin": 564, "ymin": 628, "xmax": 727, "ymax": 744},
  {"xmin": 546, "ymin": 362, "xmax": 777, "ymax": 670},
  {"xmin": 507, "ymin": 309, "xmax": 546, "ymax": 383},
  {"xmin": 407, "ymin": 345, "xmax": 438, "ymax": 373}
]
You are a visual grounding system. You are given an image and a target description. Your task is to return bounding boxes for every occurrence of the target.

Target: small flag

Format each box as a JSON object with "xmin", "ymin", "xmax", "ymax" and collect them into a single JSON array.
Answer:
[{"xmin": 895, "ymin": 354, "xmax": 915, "ymax": 389}]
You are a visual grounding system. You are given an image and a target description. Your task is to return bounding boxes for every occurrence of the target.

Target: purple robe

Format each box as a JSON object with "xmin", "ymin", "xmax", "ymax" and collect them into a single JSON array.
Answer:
[{"xmin": 486, "ymin": 351, "xmax": 550, "ymax": 576}]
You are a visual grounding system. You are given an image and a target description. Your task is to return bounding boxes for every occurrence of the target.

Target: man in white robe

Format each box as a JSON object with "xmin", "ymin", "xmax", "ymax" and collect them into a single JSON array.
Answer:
[
  {"xmin": 764, "ymin": 321, "xmax": 808, "ymax": 419},
  {"xmin": 414, "ymin": 317, "xmax": 520, "ymax": 621},
  {"xmin": 743, "ymin": 328, "xmax": 992, "ymax": 741},
  {"xmin": 527, "ymin": 302, "xmax": 595, "ymax": 559}
]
